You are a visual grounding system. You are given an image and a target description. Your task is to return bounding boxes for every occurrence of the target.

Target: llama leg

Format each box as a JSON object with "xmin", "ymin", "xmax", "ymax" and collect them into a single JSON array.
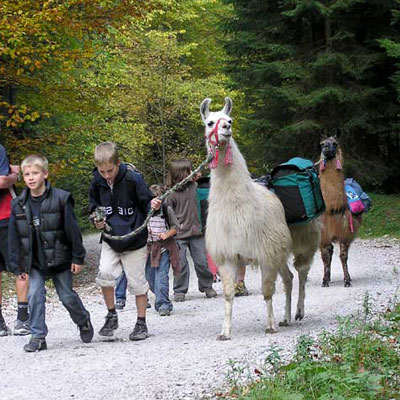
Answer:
[
  {"xmin": 293, "ymin": 254, "xmax": 312, "ymax": 321},
  {"xmin": 278, "ymin": 264, "xmax": 293, "ymax": 327},
  {"xmin": 261, "ymin": 267, "xmax": 278, "ymax": 334},
  {"xmin": 320, "ymin": 242, "xmax": 334, "ymax": 287},
  {"xmin": 216, "ymin": 263, "xmax": 238, "ymax": 341},
  {"xmin": 339, "ymin": 241, "xmax": 352, "ymax": 287}
]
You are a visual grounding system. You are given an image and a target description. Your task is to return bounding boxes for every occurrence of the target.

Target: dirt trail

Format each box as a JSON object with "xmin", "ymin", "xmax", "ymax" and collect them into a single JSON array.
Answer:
[{"xmin": 1, "ymin": 235, "xmax": 399, "ymax": 400}]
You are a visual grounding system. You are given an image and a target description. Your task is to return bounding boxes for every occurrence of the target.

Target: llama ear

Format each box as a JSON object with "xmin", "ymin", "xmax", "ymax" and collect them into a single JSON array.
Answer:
[
  {"xmin": 200, "ymin": 98, "xmax": 211, "ymax": 123},
  {"xmin": 222, "ymin": 97, "xmax": 232, "ymax": 116}
]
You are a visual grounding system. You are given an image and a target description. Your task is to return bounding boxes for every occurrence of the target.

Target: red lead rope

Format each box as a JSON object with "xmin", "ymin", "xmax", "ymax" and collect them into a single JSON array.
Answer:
[{"xmin": 206, "ymin": 118, "xmax": 233, "ymax": 169}]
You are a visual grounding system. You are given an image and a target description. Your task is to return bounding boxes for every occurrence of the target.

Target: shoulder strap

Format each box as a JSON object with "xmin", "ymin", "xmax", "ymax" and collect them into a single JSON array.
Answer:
[{"xmin": 162, "ymin": 203, "xmax": 170, "ymax": 229}]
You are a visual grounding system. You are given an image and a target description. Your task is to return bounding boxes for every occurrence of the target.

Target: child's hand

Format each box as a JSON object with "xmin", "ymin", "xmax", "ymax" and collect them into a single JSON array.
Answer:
[
  {"xmin": 158, "ymin": 232, "xmax": 168, "ymax": 240},
  {"xmin": 10, "ymin": 165, "xmax": 20, "ymax": 174},
  {"xmin": 17, "ymin": 273, "xmax": 28, "ymax": 281},
  {"xmin": 94, "ymin": 218, "xmax": 106, "ymax": 230},
  {"xmin": 71, "ymin": 264, "xmax": 83, "ymax": 274},
  {"xmin": 151, "ymin": 197, "xmax": 162, "ymax": 210}
]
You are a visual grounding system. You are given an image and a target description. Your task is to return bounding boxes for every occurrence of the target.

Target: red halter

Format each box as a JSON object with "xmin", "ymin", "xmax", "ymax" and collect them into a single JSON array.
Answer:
[{"xmin": 206, "ymin": 118, "xmax": 233, "ymax": 169}]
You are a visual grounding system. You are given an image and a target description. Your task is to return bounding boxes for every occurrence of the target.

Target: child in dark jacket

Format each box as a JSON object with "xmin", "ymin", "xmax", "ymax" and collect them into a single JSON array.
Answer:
[
  {"xmin": 89, "ymin": 142, "xmax": 161, "ymax": 341},
  {"xmin": 8, "ymin": 154, "xmax": 93, "ymax": 352},
  {"xmin": 164, "ymin": 159, "xmax": 216, "ymax": 302}
]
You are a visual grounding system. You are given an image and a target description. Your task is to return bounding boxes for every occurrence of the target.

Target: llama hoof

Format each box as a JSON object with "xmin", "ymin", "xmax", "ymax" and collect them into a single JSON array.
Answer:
[
  {"xmin": 344, "ymin": 281, "xmax": 352, "ymax": 287},
  {"xmin": 217, "ymin": 334, "xmax": 230, "ymax": 341},
  {"xmin": 279, "ymin": 320, "xmax": 290, "ymax": 327},
  {"xmin": 265, "ymin": 328, "xmax": 277, "ymax": 334},
  {"xmin": 295, "ymin": 312, "xmax": 304, "ymax": 321},
  {"xmin": 322, "ymin": 281, "xmax": 330, "ymax": 287}
]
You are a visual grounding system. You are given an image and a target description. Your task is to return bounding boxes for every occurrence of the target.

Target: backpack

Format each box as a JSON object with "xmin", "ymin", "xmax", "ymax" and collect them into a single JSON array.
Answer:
[
  {"xmin": 268, "ymin": 157, "xmax": 325, "ymax": 225},
  {"xmin": 196, "ymin": 176, "xmax": 210, "ymax": 233},
  {"xmin": 344, "ymin": 178, "xmax": 372, "ymax": 214},
  {"xmin": 125, "ymin": 162, "xmax": 142, "ymax": 177}
]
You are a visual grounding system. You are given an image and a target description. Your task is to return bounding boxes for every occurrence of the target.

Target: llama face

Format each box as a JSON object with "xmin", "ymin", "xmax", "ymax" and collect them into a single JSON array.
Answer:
[
  {"xmin": 200, "ymin": 97, "xmax": 233, "ymax": 149},
  {"xmin": 320, "ymin": 136, "xmax": 338, "ymax": 160}
]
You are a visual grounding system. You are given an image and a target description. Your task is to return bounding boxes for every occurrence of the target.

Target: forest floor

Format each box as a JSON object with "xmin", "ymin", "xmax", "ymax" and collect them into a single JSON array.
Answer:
[{"xmin": 1, "ymin": 234, "xmax": 399, "ymax": 400}]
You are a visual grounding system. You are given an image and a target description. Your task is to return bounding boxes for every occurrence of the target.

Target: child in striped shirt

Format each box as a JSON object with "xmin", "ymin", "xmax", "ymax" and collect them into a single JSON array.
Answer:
[{"xmin": 145, "ymin": 185, "xmax": 180, "ymax": 316}]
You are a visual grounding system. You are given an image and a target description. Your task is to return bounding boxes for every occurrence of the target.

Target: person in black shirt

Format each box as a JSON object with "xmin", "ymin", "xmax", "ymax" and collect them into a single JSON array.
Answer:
[{"xmin": 8, "ymin": 154, "xmax": 93, "ymax": 352}]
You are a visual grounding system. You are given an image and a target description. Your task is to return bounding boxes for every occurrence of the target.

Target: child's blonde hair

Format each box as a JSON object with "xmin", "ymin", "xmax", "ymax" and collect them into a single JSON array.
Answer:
[
  {"xmin": 94, "ymin": 142, "xmax": 119, "ymax": 166},
  {"xmin": 166, "ymin": 159, "xmax": 192, "ymax": 188},
  {"xmin": 149, "ymin": 184, "xmax": 165, "ymax": 197},
  {"xmin": 21, "ymin": 154, "xmax": 48, "ymax": 172}
]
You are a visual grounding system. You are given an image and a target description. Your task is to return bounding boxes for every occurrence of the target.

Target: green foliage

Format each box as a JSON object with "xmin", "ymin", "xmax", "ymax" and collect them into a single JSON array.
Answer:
[
  {"xmin": 359, "ymin": 193, "xmax": 400, "ymax": 238},
  {"xmin": 225, "ymin": 296, "xmax": 400, "ymax": 399},
  {"xmin": 222, "ymin": 0, "xmax": 400, "ymax": 191}
]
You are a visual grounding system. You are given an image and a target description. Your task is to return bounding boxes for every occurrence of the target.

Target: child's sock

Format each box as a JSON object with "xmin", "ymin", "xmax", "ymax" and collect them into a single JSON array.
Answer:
[
  {"xmin": 17, "ymin": 302, "xmax": 29, "ymax": 322},
  {"xmin": 137, "ymin": 316, "xmax": 146, "ymax": 323},
  {"xmin": 108, "ymin": 307, "xmax": 117, "ymax": 315}
]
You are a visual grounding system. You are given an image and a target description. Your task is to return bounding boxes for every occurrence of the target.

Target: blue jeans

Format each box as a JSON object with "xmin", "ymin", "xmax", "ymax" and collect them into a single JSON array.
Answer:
[
  {"xmin": 145, "ymin": 251, "xmax": 172, "ymax": 312},
  {"xmin": 28, "ymin": 268, "xmax": 90, "ymax": 339},
  {"xmin": 115, "ymin": 271, "xmax": 127, "ymax": 302}
]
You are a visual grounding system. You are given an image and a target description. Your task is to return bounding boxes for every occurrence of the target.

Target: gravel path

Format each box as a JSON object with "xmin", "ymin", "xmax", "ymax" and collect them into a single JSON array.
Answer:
[{"xmin": 1, "ymin": 234, "xmax": 399, "ymax": 400}]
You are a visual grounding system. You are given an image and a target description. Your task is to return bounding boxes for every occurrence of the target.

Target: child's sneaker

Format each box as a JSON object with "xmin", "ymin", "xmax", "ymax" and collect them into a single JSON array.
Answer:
[
  {"xmin": 98, "ymin": 312, "xmax": 118, "ymax": 337},
  {"xmin": 234, "ymin": 281, "xmax": 249, "ymax": 297},
  {"xmin": 174, "ymin": 293, "xmax": 185, "ymax": 302},
  {"xmin": 13, "ymin": 319, "xmax": 30, "ymax": 336},
  {"xmin": 129, "ymin": 320, "xmax": 149, "ymax": 341},
  {"xmin": 204, "ymin": 288, "xmax": 217, "ymax": 298},
  {"xmin": 79, "ymin": 318, "xmax": 94, "ymax": 343},
  {"xmin": 23, "ymin": 338, "xmax": 47, "ymax": 352},
  {"xmin": 115, "ymin": 300, "xmax": 126, "ymax": 310},
  {"xmin": 0, "ymin": 319, "xmax": 10, "ymax": 336}
]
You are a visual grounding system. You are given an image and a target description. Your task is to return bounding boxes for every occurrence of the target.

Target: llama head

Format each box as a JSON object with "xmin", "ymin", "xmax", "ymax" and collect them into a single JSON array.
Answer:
[
  {"xmin": 320, "ymin": 136, "xmax": 339, "ymax": 160},
  {"xmin": 200, "ymin": 97, "xmax": 233, "ymax": 150},
  {"xmin": 320, "ymin": 136, "xmax": 342, "ymax": 171}
]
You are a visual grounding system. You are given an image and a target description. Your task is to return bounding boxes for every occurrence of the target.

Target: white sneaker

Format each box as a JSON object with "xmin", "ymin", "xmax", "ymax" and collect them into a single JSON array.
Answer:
[{"xmin": 13, "ymin": 319, "xmax": 30, "ymax": 336}]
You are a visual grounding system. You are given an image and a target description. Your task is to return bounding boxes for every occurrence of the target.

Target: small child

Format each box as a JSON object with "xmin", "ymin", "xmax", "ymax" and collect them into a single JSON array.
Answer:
[
  {"xmin": 8, "ymin": 154, "xmax": 93, "ymax": 352},
  {"xmin": 165, "ymin": 159, "xmax": 216, "ymax": 302},
  {"xmin": 145, "ymin": 184, "xmax": 180, "ymax": 316}
]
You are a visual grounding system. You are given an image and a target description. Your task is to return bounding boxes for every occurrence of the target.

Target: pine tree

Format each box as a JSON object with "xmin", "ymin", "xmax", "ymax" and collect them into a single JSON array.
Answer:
[{"xmin": 223, "ymin": 0, "xmax": 400, "ymax": 189}]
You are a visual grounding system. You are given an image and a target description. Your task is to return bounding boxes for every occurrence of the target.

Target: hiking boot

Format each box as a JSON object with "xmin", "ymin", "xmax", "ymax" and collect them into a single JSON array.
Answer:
[
  {"xmin": 115, "ymin": 300, "xmax": 126, "ymax": 310},
  {"xmin": 0, "ymin": 319, "xmax": 9, "ymax": 337},
  {"xmin": 79, "ymin": 318, "xmax": 94, "ymax": 343},
  {"xmin": 24, "ymin": 338, "xmax": 47, "ymax": 352},
  {"xmin": 234, "ymin": 281, "xmax": 249, "ymax": 297},
  {"xmin": 174, "ymin": 293, "xmax": 186, "ymax": 302},
  {"xmin": 129, "ymin": 320, "xmax": 149, "ymax": 341},
  {"xmin": 159, "ymin": 309, "xmax": 170, "ymax": 317},
  {"xmin": 98, "ymin": 312, "xmax": 118, "ymax": 337},
  {"xmin": 13, "ymin": 319, "xmax": 30, "ymax": 336},
  {"xmin": 204, "ymin": 288, "xmax": 217, "ymax": 298}
]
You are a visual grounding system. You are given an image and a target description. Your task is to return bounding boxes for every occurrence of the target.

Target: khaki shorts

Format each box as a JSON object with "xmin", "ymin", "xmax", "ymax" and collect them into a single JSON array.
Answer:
[{"xmin": 96, "ymin": 242, "xmax": 149, "ymax": 295}]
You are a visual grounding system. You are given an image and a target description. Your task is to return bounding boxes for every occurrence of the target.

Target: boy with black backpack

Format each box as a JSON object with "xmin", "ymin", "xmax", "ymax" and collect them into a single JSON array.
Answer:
[
  {"xmin": 89, "ymin": 142, "xmax": 161, "ymax": 340},
  {"xmin": 145, "ymin": 184, "xmax": 180, "ymax": 316}
]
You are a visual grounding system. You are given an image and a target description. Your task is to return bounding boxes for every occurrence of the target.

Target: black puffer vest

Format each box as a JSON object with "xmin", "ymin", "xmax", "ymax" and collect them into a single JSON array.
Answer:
[{"xmin": 12, "ymin": 182, "xmax": 72, "ymax": 274}]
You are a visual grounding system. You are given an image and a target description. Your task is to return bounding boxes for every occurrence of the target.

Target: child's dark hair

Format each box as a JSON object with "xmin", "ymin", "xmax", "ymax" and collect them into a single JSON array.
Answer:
[
  {"xmin": 166, "ymin": 159, "xmax": 192, "ymax": 188},
  {"xmin": 149, "ymin": 184, "xmax": 165, "ymax": 197}
]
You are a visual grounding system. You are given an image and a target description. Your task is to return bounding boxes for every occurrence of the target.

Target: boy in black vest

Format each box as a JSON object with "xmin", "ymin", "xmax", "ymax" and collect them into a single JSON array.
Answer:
[
  {"xmin": 89, "ymin": 142, "xmax": 161, "ymax": 341},
  {"xmin": 8, "ymin": 154, "xmax": 93, "ymax": 352}
]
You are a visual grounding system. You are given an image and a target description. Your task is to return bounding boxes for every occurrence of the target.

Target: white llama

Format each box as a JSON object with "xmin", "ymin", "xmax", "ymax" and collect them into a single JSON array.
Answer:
[{"xmin": 200, "ymin": 97, "xmax": 321, "ymax": 340}]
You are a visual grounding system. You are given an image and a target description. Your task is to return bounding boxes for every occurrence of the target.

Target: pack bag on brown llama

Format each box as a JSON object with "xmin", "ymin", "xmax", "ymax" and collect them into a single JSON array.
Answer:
[{"xmin": 267, "ymin": 157, "xmax": 326, "ymax": 225}]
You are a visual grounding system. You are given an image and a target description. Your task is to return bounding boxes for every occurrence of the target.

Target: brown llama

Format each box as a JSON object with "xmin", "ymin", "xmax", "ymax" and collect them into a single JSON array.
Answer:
[{"xmin": 319, "ymin": 136, "xmax": 362, "ymax": 287}]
